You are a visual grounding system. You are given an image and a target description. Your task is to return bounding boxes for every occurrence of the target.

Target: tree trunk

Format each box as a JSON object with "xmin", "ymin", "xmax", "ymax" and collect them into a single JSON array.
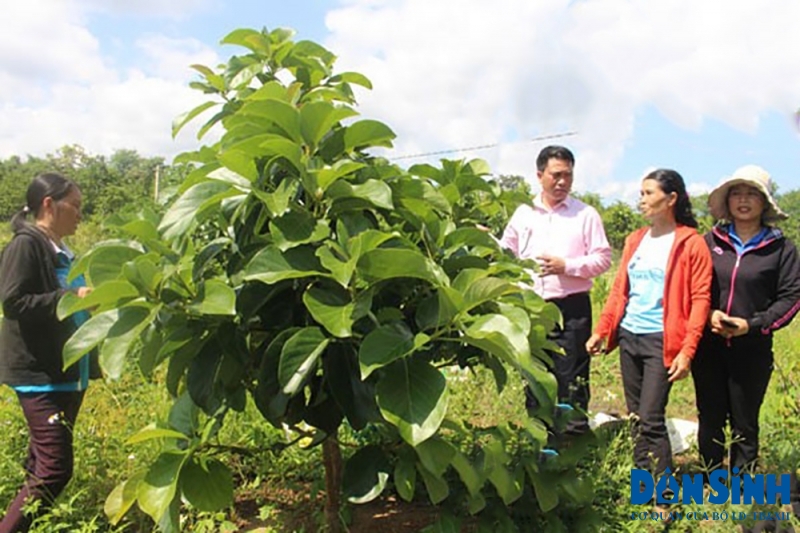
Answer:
[{"xmin": 323, "ymin": 435, "xmax": 343, "ymax": 533}]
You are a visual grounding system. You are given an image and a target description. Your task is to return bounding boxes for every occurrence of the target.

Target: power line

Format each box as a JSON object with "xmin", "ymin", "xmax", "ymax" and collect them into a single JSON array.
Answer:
[{"xmin": 390, "ymin": 130, "xmax": 579, "ymax": 161}]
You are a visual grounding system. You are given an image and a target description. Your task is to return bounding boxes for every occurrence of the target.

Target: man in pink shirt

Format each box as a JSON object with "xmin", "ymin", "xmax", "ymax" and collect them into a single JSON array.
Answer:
[{"xmin": 501, "ymin": 146, "xmax": 611, "ymax": 439}]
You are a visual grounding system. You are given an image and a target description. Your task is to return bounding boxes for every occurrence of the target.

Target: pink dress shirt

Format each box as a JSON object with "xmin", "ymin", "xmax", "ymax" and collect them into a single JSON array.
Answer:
[{"xmin": 500, "ymin": 195, "xmax": 612, "ymax": 300}]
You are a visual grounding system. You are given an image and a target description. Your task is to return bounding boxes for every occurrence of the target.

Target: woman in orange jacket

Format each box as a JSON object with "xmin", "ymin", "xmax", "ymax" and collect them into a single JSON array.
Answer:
[{"xmin": 586, "ymin": 169, "xmax": 712, "ymax": 475}]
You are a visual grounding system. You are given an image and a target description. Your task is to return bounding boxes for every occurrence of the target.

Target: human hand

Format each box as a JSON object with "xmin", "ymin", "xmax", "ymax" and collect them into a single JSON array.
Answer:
[
  {"xmin": 667, "ymin": 352, "xmax": 691, "ymax": 382},
  {"xmin": 718, "ymin": 316, "xmax": 749, "ymax": 338},
  {"xmin": 586, "ymin": 334, "xmax": 606, "ymax": 356},
  {"xmin": 75, "ymin": 287, "xmax": 93, "ymax": 299},
  {"xmin": 536, "ymin": 254, "xmax": 566, "ymax": 276},
  {"xmin": 708, "ymin": 309, "xmax": 727, "ymax": 334}
]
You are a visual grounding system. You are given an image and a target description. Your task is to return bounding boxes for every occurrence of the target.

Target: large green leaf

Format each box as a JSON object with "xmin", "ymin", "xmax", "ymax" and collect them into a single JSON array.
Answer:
[
  {"xmin": 187, "ymin": 340, "xmax": 225, "ymax": 415},
  {"xmin": 329, "ymin": 71, "xmax": 373, "ymax": 88},
  {"xmin": 461, "ymin": 278, "xmax": 516, "ymax": 312},
  {"xmin": 57, "ymin": 280, "xmax": 139, "ymax": 319},
  {"xmin": 326, "ymin": 179, "xmax": 394, "ymax": 210},
  {"xmin": 300, "ymin": 100, "xmax": 358, "ymax": 149},
  {"xmin": 315, "ymin": 244, "xmax": 356, "ymax": 288},
  {"xmin": 126, "ymin": 425, "xmax": 190, "ymax": 445},
  {"xmin": 122, "ymin": 256, "xmax": 163, "ymax": 296},
  {"xmin": 221, "ymin": 28, "xmax": 267, "ymax": 49},
  {"xmin": 344, "ymin": 119, "xmax": 395, "ymax": 151},
  {"xmin": 342, "ymin": 445, "xmax": 391, "ymax": 504},
  {"xmin": 302, "ymin": 285, "xmax": 368, "ymax": 338},
  {"xmin": 159, "ymin": 181, "xmax": 233, "ymax": 239},
  {"xmin": 376, "ymin": 358, "xmax": 448, "ymax": 446},
  {"xmin": 246, "ymin": 80, "xmax": 290, "ymax": 102},
  {"xmin": 278, "ymin": 327, "xmax": 330, "ymax": 395},
  {"xmin": 254, "ymin": 329, "xmax": 299, "ymax": 425},
  {"xmin": 315, "ymin": 160, "xmax": 365, "ymax": 192},
  {"xmin": 324, "ymin": 344, "xmax": 379, "ymax": 431},
  {"xmin": 244, "ymin": 245, "xmax": 328, "ymax": 284},
  {"xmin": 394, "ymin": 452, "xmax": 417, "ymax": 502},
  {"xmin": 260, "ymin": 136, "xmax": 303, "ymax": 172},
  {"xmin": 179, "ymin": 457, "xmax": 234, "ymax": 512},
  {"xmin": 358, "ymin": 248, "xmax": 448, "ymax": 287},
  {"xmin": 394, "ymin": 178, "xmax": 452, "ymax": 214},
  {"xmin": 415, "ymin": 287, "xmax": 463, "ymax": 331},
  {"xmin": 172, "ymin": 101, "xmax": 217, "ymax": 138},
  {"xmin": 137, "ymin": 452, "xmax": 188, "ymax": 522},
  {"xmin": 451, "ymin": 450, "xmax": 482, "ymax": 497},
  {"xmin": 463, "ymin": 314, "xmax": 529, "ymax": 365},
  {"xmin": 188, "ymin": 279, "xmax": 236, "ymax": 316},
  {"xmin": 416, "ymin": 437, "xmax": 456, "ymax": 477},
  {"xmin": 239, "ymin": 99, "xmax": 302, "ymax": 143},
  {"xmin": 101, "ymin": 304, "xmax": 157, "ymax": 379},
  {"xmin": 252, "ymin": 177, "xmax": 298, "ymax": 218},
  {"xmin": 443, "ymin": 227, "xmax": 499, "ymax": 253},
  {"xmin": 269, "ymin": 210, "xmax": 331, "ymax": 251},
  {"xmin": 63, "ymin": 309, "xmax": 119, "ymax": 370},
  {"xmin": 358, "ymin": 322, "xmax": 416, "ymax": 380},
  {"xmin": 105, "ymin": 471, "xmax": 145, "ymax": 525},
  {"xmin": 81, "ymin": 244, "xmax": 144, "ymax": 286},
  {"xmin": 418, "ymin": 464, "xmax": 449, "ymax": 504},
  {"xmin": 484, "ymin": 453, "xmax": 523, "ymax": 505},
  {"xmin": 524, "ymin": 460, "xmax": 560, "ymax": 513},
  {"xmin": 169, "ymin": 392, "xmax": 200, "ymax": 439},
  {"xmin": 217, "ymin": 150, "xmax": 258, "ymax": 182}
]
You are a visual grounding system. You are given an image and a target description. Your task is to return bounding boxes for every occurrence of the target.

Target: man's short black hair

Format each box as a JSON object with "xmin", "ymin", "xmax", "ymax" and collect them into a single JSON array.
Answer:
[{"xmin": 536, "ymin": 145, "xmax": 575, "ymax": 171}]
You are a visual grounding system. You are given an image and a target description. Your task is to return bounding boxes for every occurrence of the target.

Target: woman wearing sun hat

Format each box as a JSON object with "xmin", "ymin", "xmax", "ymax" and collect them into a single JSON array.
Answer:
[{"xmin": 692, "ymin": 165, "xmax": 800, "ymax": 475}]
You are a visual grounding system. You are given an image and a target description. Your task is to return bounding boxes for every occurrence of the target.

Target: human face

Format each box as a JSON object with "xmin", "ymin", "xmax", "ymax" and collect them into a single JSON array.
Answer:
[
  {"xmin": 638, "ymin": 178, "xmax": 677, "ymax": 223},
  {"xmin": 537, "ymin": 158, "xmax": 573, "ymax": 206},
  {"xmin": 48, "ymin": 188, "xmax": 83, "ymax": 238},
  {"xmin": 727, "ymin": 184, "xmax": 765, "ymax": 224}
]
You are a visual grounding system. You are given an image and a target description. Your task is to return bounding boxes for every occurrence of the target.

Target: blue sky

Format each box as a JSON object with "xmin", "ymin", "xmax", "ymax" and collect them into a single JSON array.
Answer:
[{"xmin": 1, "ymin": 0, "xmax": 799, "ymax": 203}]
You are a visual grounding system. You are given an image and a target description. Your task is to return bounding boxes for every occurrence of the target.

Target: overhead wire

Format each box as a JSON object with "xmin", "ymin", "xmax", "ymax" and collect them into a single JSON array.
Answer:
[{"xmin": 389, "ymin": 130, "xmax": 579, "ymax": 161}]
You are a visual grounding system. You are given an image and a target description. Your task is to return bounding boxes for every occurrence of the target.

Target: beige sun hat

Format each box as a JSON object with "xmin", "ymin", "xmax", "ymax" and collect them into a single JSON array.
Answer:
[{"xmin": 707, "ymin": 165, "xmax": 787, "ymax": 223}]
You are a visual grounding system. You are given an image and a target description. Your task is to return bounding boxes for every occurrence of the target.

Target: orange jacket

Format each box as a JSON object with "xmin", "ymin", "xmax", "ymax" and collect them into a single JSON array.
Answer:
[{"xmin": 595, "ymin": 225, "xmax": 712, "ymax": 367}]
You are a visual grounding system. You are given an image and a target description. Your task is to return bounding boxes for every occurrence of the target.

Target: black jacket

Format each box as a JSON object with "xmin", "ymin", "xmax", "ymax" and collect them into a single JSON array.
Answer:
[
  {"xmin": 0, "ymin": 225, "xmax": 98, "ymax": 386},
  {"xmin": 704, "ymin": 225, "xmax": 800, "ymax": 336}
]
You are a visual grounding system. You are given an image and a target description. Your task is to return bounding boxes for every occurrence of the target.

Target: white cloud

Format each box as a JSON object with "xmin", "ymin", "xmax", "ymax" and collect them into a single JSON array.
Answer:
[
  {"xmin": 136, "ymin": 35, "xmax": 220, "ymax": 81},
  {"xmin": 0, "ymin": 0, "xmax": 112, "ymax": 100},
  {"xmin": 73, "ymin": 0, "xmax": 213, "ymax": 18},
  {"xmin": 0, "ymin": 0, "xmax": 219, "ymax": 159},
  {"xmin": 324, "ymin": 0, "xmax": 800, "ymax": 196}
]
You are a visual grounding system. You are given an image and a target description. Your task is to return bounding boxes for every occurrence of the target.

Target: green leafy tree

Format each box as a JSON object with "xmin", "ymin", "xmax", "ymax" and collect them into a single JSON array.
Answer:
[
  {"xmin": 61, "ymin": 28, "xmax": 596, "ymax": 531},
  {"xmin": 601, "ymin": 200, "xmax": 645, "ymax": 251}
]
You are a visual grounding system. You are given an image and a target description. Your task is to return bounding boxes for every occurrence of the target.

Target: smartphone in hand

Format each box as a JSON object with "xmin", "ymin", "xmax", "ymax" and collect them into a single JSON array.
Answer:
[{"xmin": 720, "ymin": 317, "xmax": 738, "ymax": 328}]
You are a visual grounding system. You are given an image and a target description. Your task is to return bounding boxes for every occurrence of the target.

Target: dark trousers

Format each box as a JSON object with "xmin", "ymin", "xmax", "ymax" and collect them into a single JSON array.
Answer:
[
  {"xmin": 692, "ymin": 335, "xmax": 773, "ymax": 472},
  {"xmin": 0, "ymin": 391, "xmax": 83, "ymax": 533},
  {"xmin": 618, "ymin": 329, "xmax": 673, "ymax": 474},
  {"xmin": 526, "ymin": 292, "xmax": 592, "ymax": 436}
]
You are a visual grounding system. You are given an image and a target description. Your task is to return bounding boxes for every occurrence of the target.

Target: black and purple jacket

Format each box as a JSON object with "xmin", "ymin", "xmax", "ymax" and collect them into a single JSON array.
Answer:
[{"xmin": 705, "ymin": 224, "xmax": 800, "ymax": 336}]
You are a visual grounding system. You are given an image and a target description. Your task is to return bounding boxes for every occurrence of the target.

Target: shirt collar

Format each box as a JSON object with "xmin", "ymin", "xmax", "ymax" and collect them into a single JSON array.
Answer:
[
  {"xmin": 533, "ymin": 194, "xmax": 571, "ymax": 212},
  {"xmin": 727, "ymin": 223, "xmax": 770, "ymax": 248}
]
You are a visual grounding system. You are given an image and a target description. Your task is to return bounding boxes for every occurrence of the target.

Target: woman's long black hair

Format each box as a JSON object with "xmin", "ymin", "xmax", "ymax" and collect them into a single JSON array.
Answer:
[
  {"xmin": 643, "ymin": 169, "xmax": 698, "ymax": 228},
  {"xmin": 10, "ymin": 172, "xmax": 77, "ymax": 233}
]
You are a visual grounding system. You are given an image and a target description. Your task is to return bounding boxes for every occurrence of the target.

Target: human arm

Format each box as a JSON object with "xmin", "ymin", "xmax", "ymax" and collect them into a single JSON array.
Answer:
[
  {"xmin": 667, "ymin": 352, "xmax": 692, "ymax": 382},
  {"xmin": 679, "ymin": 236, "xmax": 713, "ymax": 358},
  {"xmin": 563, "ymin": 207, "xmax": 612, "ymax": 279},
  {"xmin": 0, "ymin": 236, "xmax": 67, "ymax": 322},
  {"xmin": 747, "ymin": 239, "xmax": 800, "ymax": 334},
  {"xmin": 498, "ymin": 206, "xmax": 524, "ymax": 256}
]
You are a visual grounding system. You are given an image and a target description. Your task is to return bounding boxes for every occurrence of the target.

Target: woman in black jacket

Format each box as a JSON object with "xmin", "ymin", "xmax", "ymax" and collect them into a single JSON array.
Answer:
[
  {"xmin": 693, "ymin": 165, "xmax": 800, "ymax": 475},
  {"xmin": 0, "ymin": 173, "xmax": 95, "ymax": 533}
]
